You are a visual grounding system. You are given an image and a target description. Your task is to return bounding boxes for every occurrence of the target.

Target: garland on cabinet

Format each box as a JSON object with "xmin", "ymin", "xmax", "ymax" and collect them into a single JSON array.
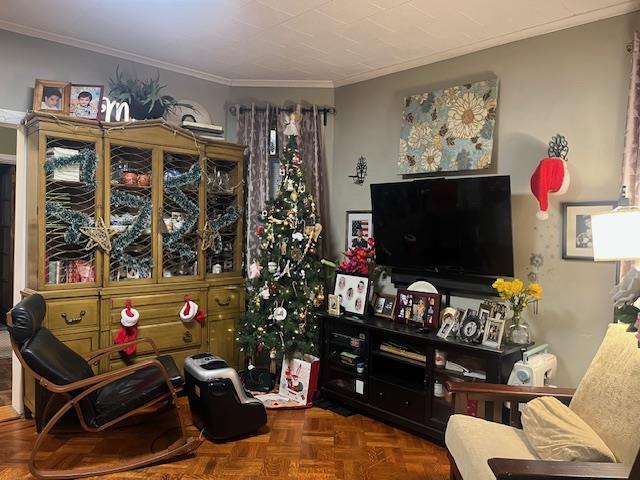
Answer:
[
  {"xmin": 44, "ymin": 149, "xmax": 98, "ymax": 245},
  {"xmin": 110, "ymin": 190, "xmax": 153, "ymax": 275},
  {"xmin": 163, "ymin": 162, "xmax": 201, "ymax": 261},
  {"xmin": 202, "ymin": 204, "xmax": 242, "ymax": 254}
]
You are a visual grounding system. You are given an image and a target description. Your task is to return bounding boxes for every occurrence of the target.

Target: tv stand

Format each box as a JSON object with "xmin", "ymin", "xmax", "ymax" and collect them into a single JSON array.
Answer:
[{"xmin": 318, "ymin": 312, "xmax": 524, "ymax": 443}]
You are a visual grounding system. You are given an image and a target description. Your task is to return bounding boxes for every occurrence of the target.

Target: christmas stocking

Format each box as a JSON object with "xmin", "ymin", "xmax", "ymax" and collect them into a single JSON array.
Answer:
[
  {"xmin": 114, "ymin": 300, "xmax": 140, "ymax": 355},
  {"xmin": 180, "ymin": 295, "xmax": 206, "ymax": 325}
]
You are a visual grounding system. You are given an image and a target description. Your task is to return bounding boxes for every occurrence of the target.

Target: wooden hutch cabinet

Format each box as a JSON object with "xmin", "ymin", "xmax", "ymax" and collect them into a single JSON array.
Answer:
[{"xmin": 22, "ymin": 113, "xmax": 245, "ymax": 420}]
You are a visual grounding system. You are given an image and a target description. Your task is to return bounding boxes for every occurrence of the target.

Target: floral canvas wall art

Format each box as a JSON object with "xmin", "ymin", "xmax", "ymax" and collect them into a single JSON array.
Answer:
[{"xmin": 398, "ymin": 79, "xmax": 498, "ymax": 174}]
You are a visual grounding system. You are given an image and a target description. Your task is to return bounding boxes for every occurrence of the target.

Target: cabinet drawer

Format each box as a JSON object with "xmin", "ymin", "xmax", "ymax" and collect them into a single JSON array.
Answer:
[
  {"xmin": 369, "ymin": 378, "xmax": 426, "ymax": 424},
  {"xmin": 208, "ymin": 286, "xmax": 242, "ymax": 315},
  {"xmin": 45, "ymin": 298, "xmax": 99, "ymax": 331},
  {"xmin": 110, "ymin": 347, "xmax": 201, "ymax": 372},
  {"xmin": 108, "ymin": 291, "xmax": 205, "ymax": 326},
  {"xmin": 110, "ymin": 320, "xmax": 203, "ymax": 357},
  {"xmin": 209, "ymin": 316, "xmax": 238, "ymax": 368}
]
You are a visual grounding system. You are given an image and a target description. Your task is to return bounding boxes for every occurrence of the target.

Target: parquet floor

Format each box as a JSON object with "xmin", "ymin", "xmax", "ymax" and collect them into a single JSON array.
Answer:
[{"xmin": 0, "ymin": 398, "xmax": 449, "ymax": 479}]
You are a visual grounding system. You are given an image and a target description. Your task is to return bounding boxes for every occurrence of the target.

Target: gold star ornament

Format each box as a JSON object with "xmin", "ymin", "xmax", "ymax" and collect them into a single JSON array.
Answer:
[{"xmin": 80, "ymin": 217, "xmax": 118, "ymax": 253}]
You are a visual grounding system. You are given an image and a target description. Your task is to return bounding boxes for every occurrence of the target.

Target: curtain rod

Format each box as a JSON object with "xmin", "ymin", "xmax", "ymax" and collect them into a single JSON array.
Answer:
[{"xmin": 228, "ymin": 105, "xmax": 336, "ymax": 126}]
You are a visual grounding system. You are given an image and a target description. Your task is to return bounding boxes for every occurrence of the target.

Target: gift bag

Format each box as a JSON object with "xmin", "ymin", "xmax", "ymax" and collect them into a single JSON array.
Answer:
[{"xmin": 278, "ymin": 354, "xmax": 319, "ymax": 406}]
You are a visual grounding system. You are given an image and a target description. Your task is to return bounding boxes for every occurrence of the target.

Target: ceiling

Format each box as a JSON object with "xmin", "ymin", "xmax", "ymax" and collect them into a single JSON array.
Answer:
[{"xmin": 0, "ymin": 0, "xmax": 638, "ymax": 87}]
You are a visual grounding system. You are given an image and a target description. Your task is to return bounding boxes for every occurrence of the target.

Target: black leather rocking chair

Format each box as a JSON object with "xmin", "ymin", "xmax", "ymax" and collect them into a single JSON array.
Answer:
[{"xmin": 7, "ymin": 294, "xmax": 202, "ymax": 479}]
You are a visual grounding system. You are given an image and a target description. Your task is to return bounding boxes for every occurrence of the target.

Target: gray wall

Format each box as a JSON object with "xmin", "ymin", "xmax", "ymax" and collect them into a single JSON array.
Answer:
[
  {"xmin": 332, "ymin": 13, "xmax": 638, "ymax": 387},
  {"xmin": 0, "ymin": 28, "xmax": 230, "ymax": 125},
  {"xmin": 0, "ymin": 127, "xmax": 16, "ymax": 155}
]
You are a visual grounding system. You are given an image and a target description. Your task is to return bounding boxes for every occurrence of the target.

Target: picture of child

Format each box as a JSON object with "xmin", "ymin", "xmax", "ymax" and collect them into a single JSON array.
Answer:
[
  {"xmin": 41, "ymin": 87, "xmax": 63, "ymax": 111},
  {"xmin": 413, "ymin": 298, "xmax": 426, "ymax": 323},
  {"xmin": 70, "ymin": 85, "xmax": 103, "ymax": 120}
]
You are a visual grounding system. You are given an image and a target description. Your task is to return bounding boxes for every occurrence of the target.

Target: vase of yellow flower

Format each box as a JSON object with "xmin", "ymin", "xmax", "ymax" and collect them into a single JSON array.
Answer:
[{"xmin": 492, "ymin": 278, "xmax": 543, "ymax": 345}]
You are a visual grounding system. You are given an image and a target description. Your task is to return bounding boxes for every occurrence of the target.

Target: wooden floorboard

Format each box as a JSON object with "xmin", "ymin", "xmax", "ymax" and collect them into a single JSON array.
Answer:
[{"xmin": 0, "ymin": 398, "xmax": 449, "ymax": 479}]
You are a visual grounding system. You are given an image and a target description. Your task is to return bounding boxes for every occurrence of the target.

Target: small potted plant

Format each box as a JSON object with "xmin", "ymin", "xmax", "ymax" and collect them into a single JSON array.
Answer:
[{"xmin": 108, "ymin": 66, "xmax": 192, "ymax": 120}]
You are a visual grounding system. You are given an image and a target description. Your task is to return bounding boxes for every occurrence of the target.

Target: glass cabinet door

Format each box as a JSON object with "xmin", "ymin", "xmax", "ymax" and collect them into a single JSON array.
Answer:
[
  {"xmin": 43, "ymin": 135, "xmax": 100, "ymax": 287},
  {"xmin": 205, "ymin": 158, "xmax": 241, "ymax": 276},
  {"xmin": 106, "ymin": 144, "xmax": 154, "ymax": 283},
  {"xmin": 161, "ymin": 152, "xmax": 202, "ymax": 279}
]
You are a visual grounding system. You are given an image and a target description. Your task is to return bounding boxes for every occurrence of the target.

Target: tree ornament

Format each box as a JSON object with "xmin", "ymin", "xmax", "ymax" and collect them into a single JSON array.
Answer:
[
  {"xmin": 114, "ymin": 299, "xmax": 140, "ymax": 356},
  {"xmin": 261, "ymin": 209, "xmax": 268, "ymax": 220},
  {"xmin": 292, "ymin": 231, "xmax": 304, "ymax": 242},
  {"xmin": 268, "ymin": 261, "xmax": 278, "ymax": 274},
  {"xmin": 249, "ymin": 261, "xmax": 263, "ymax": 279},
  {"xmin": 299, "ymin": 323, "xmax": 306, "ymax": 334},
  {"xmin": 273, "ymin": 306, "xmax": 288, "ymax": 322},
  {"xmin": 287, "ymin": 179, "xmax": 295, "ymax": 192},
  {"xmin": 292, "ymin": 154, "xmax": 301, "ymax": 165},
  {"xmin": 259, "ymin": 282, "xmax": 271, "ymax": 299},
  {"xmin": 257, "ymin": 342, "xmax": 265, "ymax": 353},
  {"xmin": 290, "ymin": 190, "xmax": 298, "ymax": 202},
  {"xmin": 80, "ymin": 216, "xmax": 118, "ymax": 253},
  {"xmin": 256, "ymin": 225, "xmax": 265, "ymax": 235},
  {"xmin": 275, "ymin": 260, "xmax": 291, "ymax": 280},
  {"xmin": 179, "ymin": 295, "xmax": 206, "ymax": 324},
  {"xmin": 283, "ymin": 111, "xmax": 300, "ymax": 137},
  {"xmin": 280, "ymin": 238, "xmax": 288, "ymax": 256},
  {"xmin": 299, "ymin": 183, "xmax": 306, "ymax": 194}
]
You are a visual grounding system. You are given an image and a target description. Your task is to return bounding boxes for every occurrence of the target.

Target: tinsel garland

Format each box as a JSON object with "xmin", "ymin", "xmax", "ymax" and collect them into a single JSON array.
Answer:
[
  {"xmin": 44, "ymin": 149, "xmax": 97, "ymax": 188},
  {"xmin": 45, "ymin": 201, "xmax": 93, "ymax": 244},
  {"xmin": 110, "ymin": 190, "xmax": 153, "ymax": 274},
  {"xmin": 210, "ymin": 205, "xmax": 241, "ymax": 254},
  {"xmin": 163, "ymin": 163, "xmax": 201, "ymax": 260}
]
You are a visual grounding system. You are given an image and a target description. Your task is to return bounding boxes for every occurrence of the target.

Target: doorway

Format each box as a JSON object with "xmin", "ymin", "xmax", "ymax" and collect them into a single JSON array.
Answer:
[{"xmin": 0, "ymin": 126, "xmax": 16, "ymax": 408}]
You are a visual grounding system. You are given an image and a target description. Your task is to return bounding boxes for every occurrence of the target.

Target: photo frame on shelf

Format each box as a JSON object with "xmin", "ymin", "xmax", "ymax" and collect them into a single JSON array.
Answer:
[
  {"xmin": 345, "ymin": 210, "xmax": 373, "ymax": 250},
  {"xmin": 327, "ymin": 294, "xmax": 341, "ymax": 316},
  {"xmin": 69, "ymin": 84, "xmax": 104, "ymax": 121},
  {"xmin": 394, "ymin": 289, "xmax": 440, "ymax": 327},
  {"xmin": 562, "ymin": 201, "xmax": 617, "ymax": 260},
  {"xmin": 437, "ymin": 307, "xmax": 461, "ymax": 339},
  {"xmin": 482, "ymin": 317, "xmax": 506, "ymax": 349},
  {"xmin": 333, "ymin": 273, "xmax": 369, "ymax": 315},
  {"xmin": 458, "ymin": 308, "xmax": 484, "ymax": 344},
  {"xmin": 372, "ymin": 293, "xmax": 396, "ymax": 320},
  {"xmin": 33, "ymin": 79, "xmax": 70, "ymax": 114}
]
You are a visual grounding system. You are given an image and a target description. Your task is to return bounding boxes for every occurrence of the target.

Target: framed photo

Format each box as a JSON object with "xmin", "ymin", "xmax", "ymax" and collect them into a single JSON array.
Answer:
[
  {"xmin": 334, "ymin": 273, "xmax": 369, "ymax": 315},
  {"xmin": 482, "ymin": 317, "xmax": 506, "ymax": 349},
  {"xmin": 345, "ymin": 210, "xmax": 373, "ymax": 250},
  {"xmin": 437, "ymin": 307, "xmax": 461, "ymax": 339},
  {"xmin": 372, "ymin": 293, "xmax": 396, "ymax": 319},
  {"xmin": 69, "ymin": 84, "xmax": 104, "ymax": 120},
  {"xmin": 327, "ymin": 294, "xmax": 341, "ymax": 316},
  {"xmin": 269, "ymin": 128, "xmax": 277, "ymax": 155},
  {"xmin": 33, "ymin": 79, "xmax": 70, "ymax": 114},
  {"xmin": 394, "ymin": 289, "xmax": 440, "ymax": 327},
  {"xmin": 458, "ymin": 309, "xmax": 484, "ymax": 344},
  {"xmin": 562, "ymin": 201, "xmax": 617, "ymax": 260}
]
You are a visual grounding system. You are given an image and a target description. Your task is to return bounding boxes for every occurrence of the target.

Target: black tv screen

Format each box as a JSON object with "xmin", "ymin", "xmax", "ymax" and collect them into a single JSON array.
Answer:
[{"xmin": 371, "ymin": 175, "xmax": 514, "ymax": 278}]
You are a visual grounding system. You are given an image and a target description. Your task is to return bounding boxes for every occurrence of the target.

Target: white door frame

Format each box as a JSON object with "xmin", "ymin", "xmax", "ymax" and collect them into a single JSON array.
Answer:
[{"xmin": 1, "ymin": 108, "xmax": 27, "ymax": 415}]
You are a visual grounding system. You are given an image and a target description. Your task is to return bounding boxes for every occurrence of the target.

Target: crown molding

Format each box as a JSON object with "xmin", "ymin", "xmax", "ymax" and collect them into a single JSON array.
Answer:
[
  {"xmin": 0, "ymin": 20, "xmax": 234, "ymax": 86},
  {"xmin": 230, "ymin": 78, "xmax": 334, "ymax": 88},
  {"xmin": 1, "ymin": 1, "xmax": 638, "ymax": 90},
  {"xmin": 0, "ymin": 108, "xmax": 26, "ymax": 127},
  {"xmin": 333, "ymin": 2, "xmax": 640, "ymax": 87}
]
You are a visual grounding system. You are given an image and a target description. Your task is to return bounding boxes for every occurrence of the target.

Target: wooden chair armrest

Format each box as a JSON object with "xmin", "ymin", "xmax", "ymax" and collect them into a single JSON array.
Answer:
[
  {"xmin": 446, "ymin": 381, "xmax": 576, "ymax": 402},
  {"xmin": 488, "ymin": 458, "xmax": 630, "ymax": 480},
  {"xmin": 82, "ymin": 337, "xmax": 160, "ymax": 364},
  {"xmin": 45, "ymin": 358, "xmax": 173, "ymax": 395}
]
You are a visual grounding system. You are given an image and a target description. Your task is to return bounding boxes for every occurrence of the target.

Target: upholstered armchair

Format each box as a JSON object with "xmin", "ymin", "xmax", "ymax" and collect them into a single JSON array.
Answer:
[
  {"xmin": 445, "ymin": 323, "xmax": 640, "ymax": 480},
  {"xmin": 8, "ymin": 294, "xmax": 202, "ymax": 479}
]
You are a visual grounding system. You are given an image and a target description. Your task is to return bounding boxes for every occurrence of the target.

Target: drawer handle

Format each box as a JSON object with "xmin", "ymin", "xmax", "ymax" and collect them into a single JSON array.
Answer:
[
  {"xmin": 378, "ymin": 392, "xmax": 383, "ymax": 398},
  {"xmin": 216, "ymin": 295, "xmax": 232, "ymax": 306},
  {"xmin": 183, "ymin": 331, "xmax": 193, "ymax": 343},
  {"xmin": 61, "ymin": 310, "xmax": 85, "ymax": 325},
  {"xmin": 404, "ymin": 400, "xmax": 410, "ymax": 407}
]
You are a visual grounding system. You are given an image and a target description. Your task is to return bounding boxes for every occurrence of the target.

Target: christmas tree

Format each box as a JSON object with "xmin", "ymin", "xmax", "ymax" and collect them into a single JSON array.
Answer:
[{"xmin": 238, "ymin": 114, "xmax": 325, "ymax": 360}]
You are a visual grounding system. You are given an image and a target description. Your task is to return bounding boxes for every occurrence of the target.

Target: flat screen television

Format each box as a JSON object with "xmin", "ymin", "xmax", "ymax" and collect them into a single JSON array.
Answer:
[{"xmin": 370, "ymin": 175, "xmax": 513, "ymax": 279}]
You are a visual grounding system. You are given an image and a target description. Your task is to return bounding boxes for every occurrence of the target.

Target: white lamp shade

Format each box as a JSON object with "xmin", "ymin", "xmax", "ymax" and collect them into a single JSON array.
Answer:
[{"xmin": 592, "ymin": 208, "xmax": 640, "ymax": 261}]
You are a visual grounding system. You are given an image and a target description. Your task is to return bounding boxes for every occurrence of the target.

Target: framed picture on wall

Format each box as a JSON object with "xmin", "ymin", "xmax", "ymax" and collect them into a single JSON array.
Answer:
[
  {"xmin": 562, "ymin": 201, "xmax": 617, "ymax": 260},
  {"xmin": 345, "ymin": 210, "xmax": 373, "ymax": 250},
  {"xmin": 33, "ymin": 79, "xmax": 70, "ymax": 114}
]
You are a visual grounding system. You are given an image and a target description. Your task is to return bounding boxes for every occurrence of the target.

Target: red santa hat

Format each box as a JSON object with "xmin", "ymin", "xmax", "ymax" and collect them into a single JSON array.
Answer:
[
  {"xmin": 114, "ymin": 300, "xmax": 140, "ymax": 355},
  {"xmin": 530, "ymin": 157, "xmax": 570, "ymax": 220}
]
